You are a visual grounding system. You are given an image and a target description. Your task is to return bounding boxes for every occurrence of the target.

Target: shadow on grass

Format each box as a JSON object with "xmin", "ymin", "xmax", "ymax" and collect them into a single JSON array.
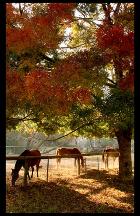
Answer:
[
  {"xmin": 6, "ymin": 179, "xmax": 129, "ymax": 213},
  {"xmin": 80, "ymin": 169, "xmax": 134, "ymax": 193}
]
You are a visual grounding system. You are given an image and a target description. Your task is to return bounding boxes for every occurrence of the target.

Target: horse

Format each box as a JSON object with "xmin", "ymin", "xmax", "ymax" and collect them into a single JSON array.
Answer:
[
  {"xmin": 102, "ymin": 148, "xmax": 120, "ymax": 169},
  {"xmin": 11, "ymin": 149, "xmax": 41, "ymax": 186},
  {"xmin": 56, "ymin": 147, "xmax": 84, "ymax": 168}
]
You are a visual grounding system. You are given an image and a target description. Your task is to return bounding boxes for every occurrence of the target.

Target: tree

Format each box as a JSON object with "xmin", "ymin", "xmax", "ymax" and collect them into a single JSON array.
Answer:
[
  {"xmin": 95, "ymin": 3, "xmax": 134, "ymax": 181},
  {"xmin": 6, "ymin": 3, "xmax": 76, "ymax": 129},
  {"xmin": 6, "ymin": 3, "xmax": 134, "ymax": 181},
  {"xmin": 62, "ymin": 3, "xmax": 134, "ymax": 181}
]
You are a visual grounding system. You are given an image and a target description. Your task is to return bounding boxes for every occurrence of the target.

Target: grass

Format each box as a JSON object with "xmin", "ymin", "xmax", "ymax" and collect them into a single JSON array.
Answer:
[{"xmin": 6, "ymin": 164, "xmax": 134, "ymax": 213}]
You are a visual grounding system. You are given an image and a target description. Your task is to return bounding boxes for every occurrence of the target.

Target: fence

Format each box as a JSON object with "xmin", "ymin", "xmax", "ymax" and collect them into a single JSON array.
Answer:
[
  {"xmin": 6, "ymin": 152, "xmax": 134, "ymax": 187},
  {"xmin": 6, "ymin": 153, "xmax": 101, "ymax": 186}
]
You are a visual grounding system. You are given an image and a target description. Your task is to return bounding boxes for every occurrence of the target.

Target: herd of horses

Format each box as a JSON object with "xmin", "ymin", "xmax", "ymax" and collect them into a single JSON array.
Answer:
[{"xmin": 11, "ymin": 147, "xmax": 120, "ymax": 186}]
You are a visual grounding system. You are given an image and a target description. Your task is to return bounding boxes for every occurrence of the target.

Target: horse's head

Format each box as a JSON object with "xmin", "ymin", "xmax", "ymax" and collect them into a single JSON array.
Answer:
[{"xmin": 11, "ymin": 168, "xmax": 19, "ymax": 186}]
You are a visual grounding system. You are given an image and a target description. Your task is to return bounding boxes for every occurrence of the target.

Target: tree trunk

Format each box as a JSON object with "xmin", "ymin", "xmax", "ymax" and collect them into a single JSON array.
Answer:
[{"xmin": 115, "ymin": 127, "xmax": 132, "ymax": 181}]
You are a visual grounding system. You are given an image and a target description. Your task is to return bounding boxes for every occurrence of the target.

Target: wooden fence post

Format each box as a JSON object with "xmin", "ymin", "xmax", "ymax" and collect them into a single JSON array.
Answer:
[
  {"xmin": 77, "ymin": 157, "xmax": 80, "ymax": 176},
  {"xmin": 24, "ymin": 159, "xmax": 28, "ymax": 187},
  {"xmin": 97, "ymin": 156, "xmax": 99, "ymax": 170},
  {"xmin": 46, "ymin": 158, "xmax": 49, "ymax": 182},
  {"xmin": 84, "ymin": 158, "xmax": 87, "ymax": 172}
]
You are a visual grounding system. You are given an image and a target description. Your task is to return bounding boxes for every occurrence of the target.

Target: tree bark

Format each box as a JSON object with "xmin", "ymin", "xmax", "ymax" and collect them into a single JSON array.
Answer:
[{"xmin": 115, "ymin": 127, "xmax": 132, "ymax": 181}]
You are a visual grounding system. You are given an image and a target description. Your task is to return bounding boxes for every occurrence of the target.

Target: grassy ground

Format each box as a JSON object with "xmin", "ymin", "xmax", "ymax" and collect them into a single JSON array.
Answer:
[{"xmin": 6, "ymin": 158, "xmax": 134, "ymax": 213}]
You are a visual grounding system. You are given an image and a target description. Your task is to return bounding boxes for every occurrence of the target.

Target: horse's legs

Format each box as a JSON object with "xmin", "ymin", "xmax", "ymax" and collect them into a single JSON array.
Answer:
[
  {"xmin": 112, "ymin": 156, "xmax": 118, "ymax": 173},
  {"xmin": 104, "ymin": 156, "xmax": 106, "ymax": 169},
  {"xmin": 56, "ymin": 158, "xmax": 58, "ymax": 169},
  {"xmin": 31, "ymin": 166, "xmax": 34, "ymax": 178},
  {"xmin": 113, "ymin": 157, "xmax": 115, "ymax": 168},
  {"xmin": 106, "ymin": 158, "xmax": 108, "ymax": 169},
  {"xmin": 74, "ymin": 158, "xmax": 77, "ymax": 167},
  {"xmin": 106, "ymin": 156, "xmax": 109, "ymax": 169},
  {"xmin": 27, "ymin": 170, "xmax": 31, "ymax": 180},
  {"xmin": 36, "ymin": 164, "xmax": 39, "ymax": 177},
  {"xmin": 57, "ymin": 158, "xmax": 61, "ymax": 169},
  {"xmin": 104, "ymin": 155, "xmax": 107, "ymax": 169}
]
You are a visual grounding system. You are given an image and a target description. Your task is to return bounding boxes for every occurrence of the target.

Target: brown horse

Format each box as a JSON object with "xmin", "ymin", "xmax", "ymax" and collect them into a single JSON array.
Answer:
[
  {"xmin": 56, "ymin": 147, "xmax": 84, "ymax": 168},
  {"xmin": 11, "ymin": 149, "xmax": 41, "ymax": 186},
  {"xmin": 102, "ymin": 148, "xmax": 120, "ymax": 169}
]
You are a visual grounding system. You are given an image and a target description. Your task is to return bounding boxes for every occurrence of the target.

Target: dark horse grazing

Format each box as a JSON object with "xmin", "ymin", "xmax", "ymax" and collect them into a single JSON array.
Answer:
[
  {"xmin": 11, "ymin": 149, "xmax": 41, "ymax": 186},
  {"xmin": 102, "ymin": 148, "xmax": 120, "ymax": 169},
  {"xmin": 56, "ymin": 147, "xmax": 84, "ymax": 168}
]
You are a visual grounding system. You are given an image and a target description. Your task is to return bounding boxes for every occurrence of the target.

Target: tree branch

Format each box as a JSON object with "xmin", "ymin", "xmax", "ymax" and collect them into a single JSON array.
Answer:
[
  {"xmin": 105, "ymin": 82, "xmax": 117, "ymax": 88},
  {"xmin": 107, "ymin": 78, "xmax": 116, "ymax": 85},
  {"xmin": 114, "ymin": 3, "xmax": 121, "ymax": 15},
  {"xmin": 45, "ymin": 121, "xmax": 94, "ymax": 141},
  {"xmin": 36, "ymin": 121, "xmax": 95, "ymax": 150},
  {"xmin": 19, "ymin": 3, "xmax": 26, "ymax": 16},
  {"xmin": 7, "ymin": 113, "xmax": 35, "ymax": 124},
  {"xmin": 102, "ymin": 3, "xmax": 113, "ymax": 25},
  {"xmin": 75, "ymin": 8, "xmax": 101, "ymax": 27}
]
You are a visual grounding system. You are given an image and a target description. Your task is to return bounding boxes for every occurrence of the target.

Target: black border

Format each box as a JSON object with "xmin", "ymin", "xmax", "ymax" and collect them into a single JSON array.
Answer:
[
  {"xmin": 134, "ymin": 0, "xmax": 140, "ymax": 215},
  {"xmin": 2, "ymin": 1, "xmax": 139, "ymax": 215},
  {"xmin": 0, "ymin": 2, "xmax": 6, "ymax": 215}
]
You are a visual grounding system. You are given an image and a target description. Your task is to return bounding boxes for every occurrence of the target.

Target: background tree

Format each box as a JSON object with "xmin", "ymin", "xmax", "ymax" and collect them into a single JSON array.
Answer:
[{"xmin": 6, "ymin": 3, "xmax": 134, "ymax": 181}]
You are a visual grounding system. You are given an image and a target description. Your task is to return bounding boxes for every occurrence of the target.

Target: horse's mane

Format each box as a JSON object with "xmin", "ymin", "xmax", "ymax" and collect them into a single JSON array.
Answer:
[
  {"xmin": 72, "ymin": 148, "xmax": 81, "ymax": 153},
  {"xmin": 14, "ymin": 150, "xmax": 31, "ymax": 170},
  {"xmin": 20, "ymin": 149, "xmax": 31, "ymax": 156}
]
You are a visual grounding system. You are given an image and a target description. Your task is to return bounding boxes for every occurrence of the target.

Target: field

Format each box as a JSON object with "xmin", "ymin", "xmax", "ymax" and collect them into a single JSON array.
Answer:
[{"xmin": 6, "ymin": 154, "xmax": 134, "ymax": 213}]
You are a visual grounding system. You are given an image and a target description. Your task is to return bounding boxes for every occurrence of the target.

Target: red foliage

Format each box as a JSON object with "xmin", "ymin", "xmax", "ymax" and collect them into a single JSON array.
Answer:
[
  {"xmin": 6, "ymin": 27, "xmax": 35, "ymax": 51},
  {"xmin": 96, "ymin": 25, "xmax": 134, "ymax": 57},
  {"xmin": 6, "ymin": 70, "xmax": 26, "ymax": 105},
  {"xmin": 6, "ymin": 3, "xmax": 75, "ymax": 52},
  {"xmin": 47, "ymin": 3, "xmax": 76, "ymax": 23},
  {"xmin": 6, "ymin": 3, "xmax": 17, "ymax": 24},
  {"xmin": 69, "ymin": 88, "xmax": 92, "ymax": 104},
  {"xmin": 25, "ymin": 70, "xmax": 52, "ymax": 102},
  {"xmin": 25, "ymin": 70, "xmax": 69, "ymax": 110},
  {"xmin": 97, "ymin": 23, "xmax": 134, "ymax": 93},
  {"xmin": 25, "ymin": 69, "xmax": 92, "ymax": 109},
  {"xmin": 118, "ymin": 73, "xmax": 134, "ymax": 93}
]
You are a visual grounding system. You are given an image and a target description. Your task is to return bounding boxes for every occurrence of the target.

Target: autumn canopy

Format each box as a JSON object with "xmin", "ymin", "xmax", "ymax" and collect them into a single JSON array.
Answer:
[{"xmin": 6, "ymin": 3, "xmax": 134, "ymax": 181}]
